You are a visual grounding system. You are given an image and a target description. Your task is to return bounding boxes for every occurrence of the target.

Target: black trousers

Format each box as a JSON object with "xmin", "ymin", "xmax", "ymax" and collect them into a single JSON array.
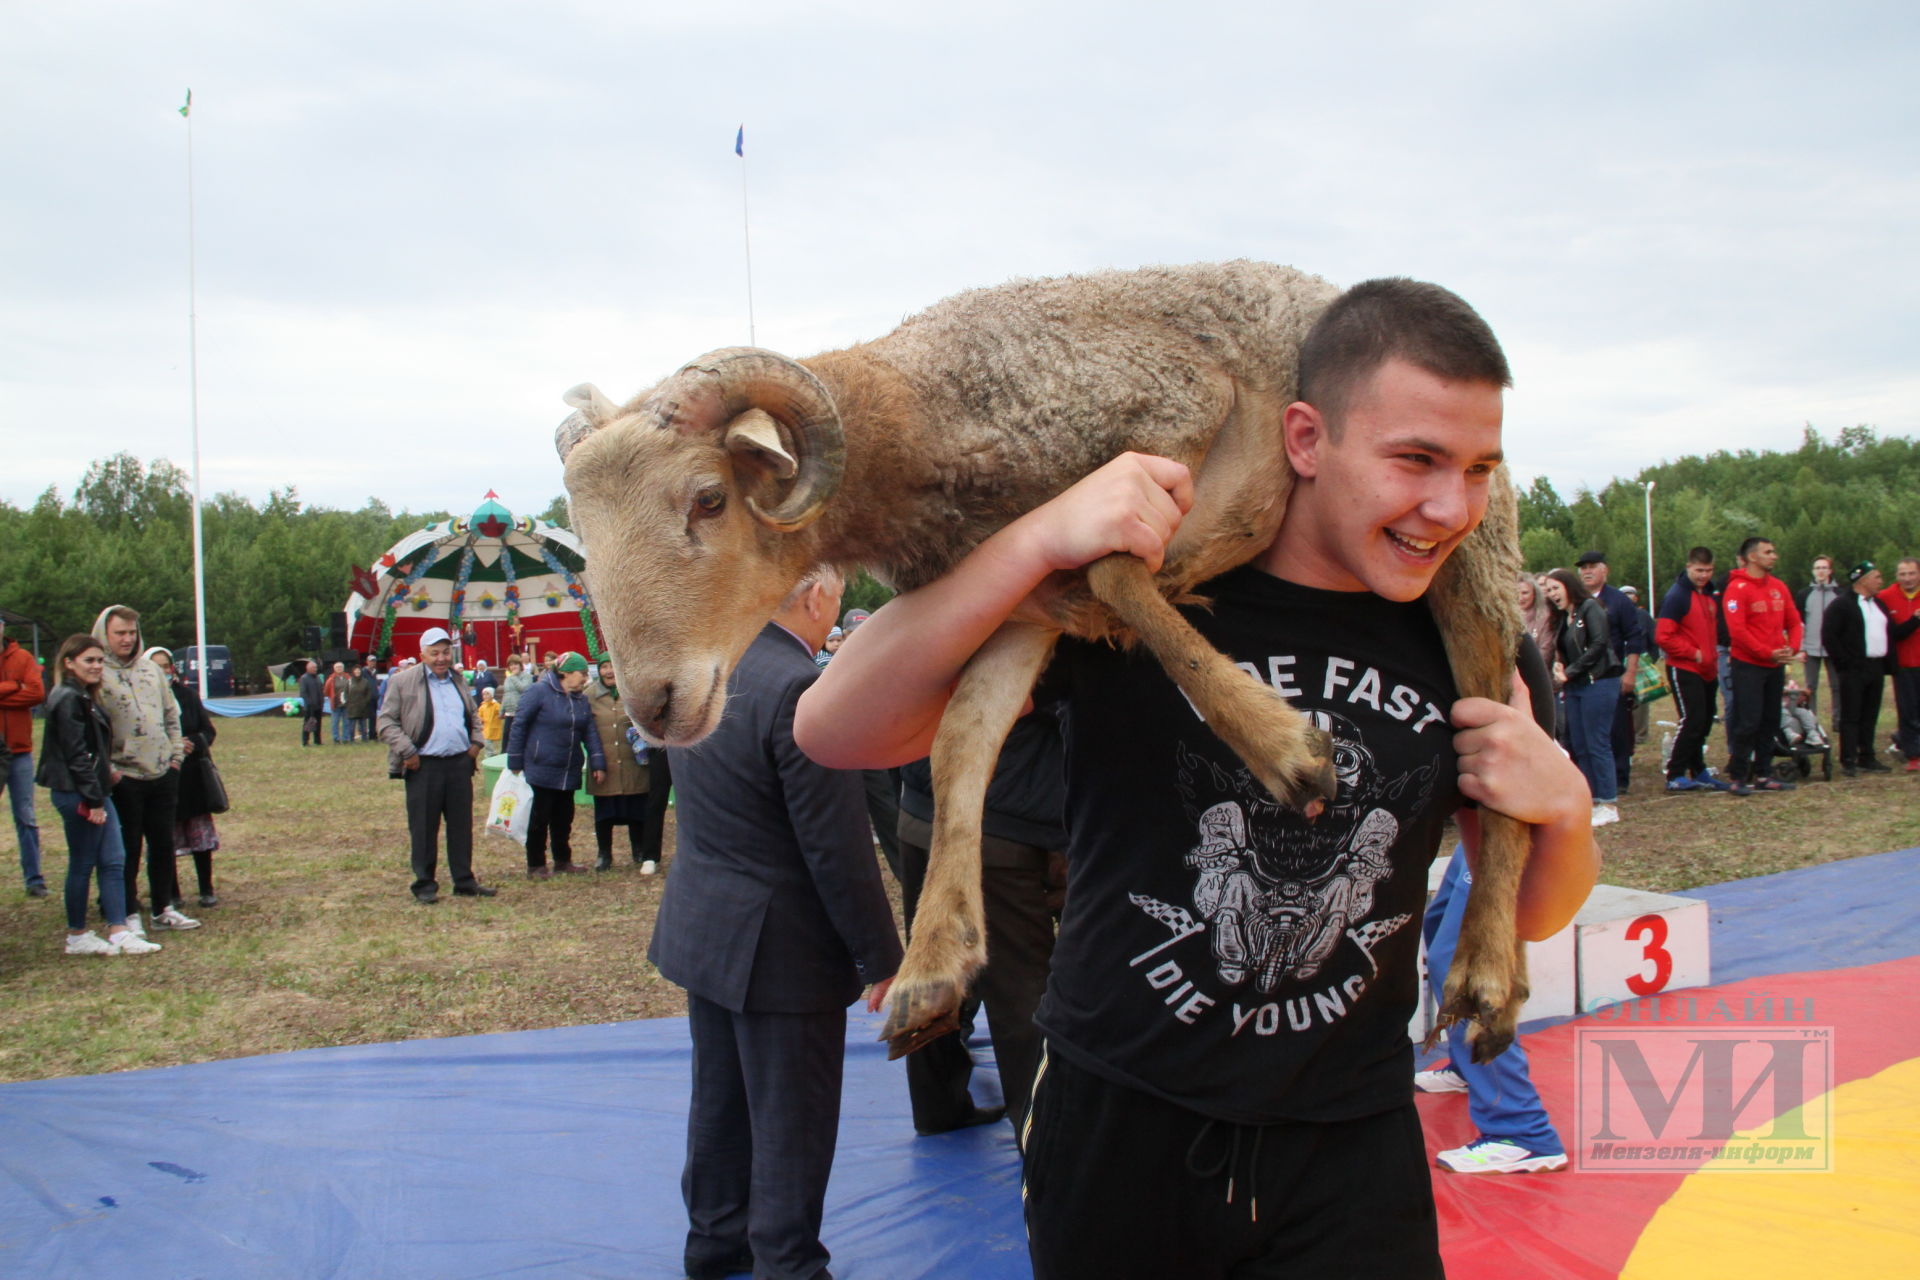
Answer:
[
  {"xmin": 526, "ymin": 784, "xmax": 578, "ymax": 868},
  {"xmin": 1022, "ymin": 1047, "xmax": 1442, "ymax": 1280},
  {"xmin": 863, "ymin": 768, "xmax": 902, "ymax": 883},
  {"xmin": 640, "ymin": 750, "xmax": 672, "ymax": 861},
  {"xmin": 1894, "ymin": 668, "xmax": 1920, "ymax": 760},
  {"xmin": 1727, "ymin": 660, "xmax": 1784, "ymax": 782},
  {"xmin": 683, "ymin": 993, "xmax": 845, "ymax": 1280},
  {"xmin": 1611, "ymin": 672, "xmax": 1636, "ymax": 788},
  {"xmin": 898, "ymin": 815, "xmax": 1058, "ymax": 1136},
  {"xmin": 112, "ymin": 772, "xmax": 180, "ymax": 917},
  {"xmin": 404, "ymin": 754, "xmax": 476, "ymax": 895},
  {"xmin": 1834, "ymin": 663, "xmax": 1886, "ymax": 767},
  {"xmin": 1665, "ymin": 667, "xmax": 1717, "ymax": 780}
]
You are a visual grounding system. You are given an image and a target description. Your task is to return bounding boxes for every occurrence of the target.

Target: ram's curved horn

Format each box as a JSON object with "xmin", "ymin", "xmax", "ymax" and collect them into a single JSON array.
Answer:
[
  {"xmin": 643, "ymin": 347, "xmax": 845, "ymax": 533},
  {"xmin": 554, "ymin": 383, "xmax": 622, "ymax": 462}
]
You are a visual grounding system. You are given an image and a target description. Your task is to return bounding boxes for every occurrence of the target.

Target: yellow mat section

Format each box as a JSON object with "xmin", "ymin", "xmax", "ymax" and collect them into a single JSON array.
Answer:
[{"xmin": 1622, "ymin": 1057, "xmax": 1920, "ymax": 1277}]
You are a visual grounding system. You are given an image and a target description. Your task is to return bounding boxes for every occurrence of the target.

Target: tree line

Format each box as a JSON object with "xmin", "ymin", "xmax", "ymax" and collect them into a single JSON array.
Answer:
[
  {"xmin": 1519, "ymin": 426, "xmax": 1920, "ymax": 591},
  {"xmin": 0, "ymin": 456, "xmax": 895, "ymax": 685},
  {"xmin": 4, "ymin": 427, "xmax": 1912, "ymax": 689}
]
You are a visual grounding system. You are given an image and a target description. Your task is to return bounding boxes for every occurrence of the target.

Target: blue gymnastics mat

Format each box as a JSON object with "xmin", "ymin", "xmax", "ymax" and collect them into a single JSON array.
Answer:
[
  {"xmin": 4, "ymin": 845, "xmax": 1915, "ymax": 1278},
  {"xmin": 0, "ymin": 1012, "xmax": 1028, "ymax": 1279}
]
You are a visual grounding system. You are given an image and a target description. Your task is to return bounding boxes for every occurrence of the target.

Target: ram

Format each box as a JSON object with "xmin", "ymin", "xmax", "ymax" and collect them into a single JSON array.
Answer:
[{"xmin": 557, "ymin": 260, "xmax": 1529, "ymax": 1060}]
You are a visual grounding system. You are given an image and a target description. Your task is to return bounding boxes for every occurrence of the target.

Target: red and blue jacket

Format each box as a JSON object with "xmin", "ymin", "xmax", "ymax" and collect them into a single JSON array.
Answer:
[{"xmin": 1655, "ymin": 569, "xmax": 1719, "ymax": 679}]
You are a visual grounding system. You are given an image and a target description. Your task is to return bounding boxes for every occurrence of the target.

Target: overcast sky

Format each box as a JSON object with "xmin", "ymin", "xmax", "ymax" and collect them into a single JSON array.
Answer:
[{"xmin": 5, "ymin": 1, "xmax": 1915, "ymax": 524}]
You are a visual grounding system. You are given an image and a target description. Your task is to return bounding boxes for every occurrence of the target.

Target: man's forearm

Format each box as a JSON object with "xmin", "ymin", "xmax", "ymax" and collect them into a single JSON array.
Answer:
[{"xmin": 798, "ymin": 519, "xmax": 1055, "ymax": 769}]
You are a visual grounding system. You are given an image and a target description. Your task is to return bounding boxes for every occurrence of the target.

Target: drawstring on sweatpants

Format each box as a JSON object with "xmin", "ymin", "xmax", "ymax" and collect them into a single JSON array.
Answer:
[{"xmin": 1185, "ymin": 1117, "xmax": 1265, "ymax": 1223}]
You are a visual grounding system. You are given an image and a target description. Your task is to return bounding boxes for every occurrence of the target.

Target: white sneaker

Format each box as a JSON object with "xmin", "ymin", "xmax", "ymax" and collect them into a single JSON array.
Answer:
[
  {"xmin": 1437, "ymin": 1137, "xmax": 1568, "ymax": 1174},
  {"xmin": 65, "ymin": 931, "xmax": 115, "ymax": 956},
  {"xmin": 639, "ymin": 860, "xmax": 658, "ymax": 876},
  {"xmin": 109, "ymin": 931, "xmax": 162, "ymax": 955},
  {"xmin": 152, "ymin": 906, "xmax": 202, "ymax": 931},
  {"xmin": 1590, "ymin": 803, "xmax": 1620, "ymax": 828},
  {"xmin": 123, "ymin": 911, "xmax": 147, "ymax": 937},
  {"xmin": 1414, "ymin": 1065, "xmax": 1470, "ymax": 1094}
]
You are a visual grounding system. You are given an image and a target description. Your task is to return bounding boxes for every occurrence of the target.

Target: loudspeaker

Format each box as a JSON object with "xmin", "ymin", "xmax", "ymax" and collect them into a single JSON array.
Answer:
[
  {"xmin": 329, "ymin": 610, "xmax": 349, "ymax": 649},
  {"xmin": 303, "ymin": 625, "xmax": 324, "ymax": 651}
]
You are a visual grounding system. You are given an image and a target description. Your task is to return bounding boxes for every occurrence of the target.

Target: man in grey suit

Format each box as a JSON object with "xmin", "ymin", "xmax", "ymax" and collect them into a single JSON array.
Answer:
[{"xmin": 650, "ymin": 567, "xmax": 902, "ymax": 1280}]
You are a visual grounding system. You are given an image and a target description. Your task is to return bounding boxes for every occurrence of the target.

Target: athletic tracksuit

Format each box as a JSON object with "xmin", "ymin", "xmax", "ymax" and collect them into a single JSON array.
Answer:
[
  {"xmin": 1655, "ymin": 570, "xmax": 1720, "ymax": 782},
  {"xmin": 1721, "ymin": 572, "xmax": 1803, "ymax": 784}
]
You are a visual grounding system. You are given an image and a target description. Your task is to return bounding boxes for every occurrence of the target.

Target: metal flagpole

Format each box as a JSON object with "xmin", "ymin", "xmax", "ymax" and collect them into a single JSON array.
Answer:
[
  {"xmin": 737, "ymin": 124, "xmax": 755, "ymax": 345},
  {"xmin": 1643, "ymin": 480, "xmax": 1656, "ymax": 599},
  {"xmin": 182, "ymin": 89, "xmax": 210, "ymax": 702}
]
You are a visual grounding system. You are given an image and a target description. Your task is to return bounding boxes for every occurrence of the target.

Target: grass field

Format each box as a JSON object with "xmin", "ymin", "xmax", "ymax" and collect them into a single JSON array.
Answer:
[{"xmin": 1, "ymin": 691, "xmax": 1914, "ymax": 1084}]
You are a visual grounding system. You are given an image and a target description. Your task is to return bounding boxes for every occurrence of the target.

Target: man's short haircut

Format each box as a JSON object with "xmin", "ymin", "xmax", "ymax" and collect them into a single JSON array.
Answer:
[
  {"xmin": 1900, "ymin": 557, "xmax": 1920, "ymax": 572},
  {"xmin": 1687, "ymin": 545, "xmax": 1715, "ymax": 565},
  {"xmin": 103, "ymin": 605, "xmax": 140, "ymax": 627},
  {"xmin": 1812, "ymin": 553, "xmax": 1834, "ymax": 568},
  {"xmin": 1297, "ymin": 278, "xmax": 1512, "ymax": 432},
  {"xmin": 1738, "ymin": 536, "xmax": 1772, "ymax": 561},
  {"xmin": 780, "ymin": 565, "xmax": 846, "ymax": 612}
]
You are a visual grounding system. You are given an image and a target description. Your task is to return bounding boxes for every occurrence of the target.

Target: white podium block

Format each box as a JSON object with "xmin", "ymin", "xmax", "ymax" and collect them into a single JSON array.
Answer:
[{"xmin": 1574, "ymin": 884, "xmax": 1710, "ymax": 1012}]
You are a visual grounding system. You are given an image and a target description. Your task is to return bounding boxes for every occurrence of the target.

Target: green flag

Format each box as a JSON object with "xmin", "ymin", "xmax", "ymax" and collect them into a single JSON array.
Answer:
[{"xmin": 179, "ymin": 89, "xmax": 191, "ymax": 118}]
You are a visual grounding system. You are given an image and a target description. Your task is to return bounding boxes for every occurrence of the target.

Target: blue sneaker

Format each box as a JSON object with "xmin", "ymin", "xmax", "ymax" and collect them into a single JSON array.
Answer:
[
  {"xmin": 1665, "ymin": 776, "xmax": 1701, "ymax": 792},
  {"xmin": 1437, "ymin": 1137, "xmax": 1569, "ymax": 1174},
  {"xmin": 1695, "ymin": 770, "xmax": 1733, "ymax": 792}
]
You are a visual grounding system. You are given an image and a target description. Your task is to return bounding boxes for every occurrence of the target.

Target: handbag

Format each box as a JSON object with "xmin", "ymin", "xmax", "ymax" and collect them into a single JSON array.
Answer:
[
  {"xmin": 197, "ymin": 751, "xmax": 231, "ymax": 815},
  {"xmin": 1634, "ymin": 659, "xmax": 1670, "ymax": 707}
]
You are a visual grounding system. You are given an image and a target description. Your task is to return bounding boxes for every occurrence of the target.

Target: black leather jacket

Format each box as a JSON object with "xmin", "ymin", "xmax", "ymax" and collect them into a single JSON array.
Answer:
[
  {"xmin": 35, "ymin": 680, "xmax": 116, "ymax": 804},
  {"xmin": 1556, "ymin": 596, "xmax": 1619, "ymax": 686}
]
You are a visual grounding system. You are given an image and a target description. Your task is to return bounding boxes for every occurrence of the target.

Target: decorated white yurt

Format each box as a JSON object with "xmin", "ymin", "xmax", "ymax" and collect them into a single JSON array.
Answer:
[{"xmin": 344, "ymin": 493, "xmax": 603, "ymax": 666}]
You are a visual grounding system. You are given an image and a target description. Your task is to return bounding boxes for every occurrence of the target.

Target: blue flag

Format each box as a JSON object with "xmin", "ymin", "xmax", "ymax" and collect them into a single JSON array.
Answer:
[{"xmin": 734, "ymin": 125, "xmax": 744, "ymax": 157}]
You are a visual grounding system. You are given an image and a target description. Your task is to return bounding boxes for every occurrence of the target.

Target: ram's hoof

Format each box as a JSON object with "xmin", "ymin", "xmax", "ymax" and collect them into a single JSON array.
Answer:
[
  {"xmin": 1250, "ymin": 723, "xmax": 1339, "ymax": 819},
  {"xmin": 881, "ymin": 978, "xmax": 966, "ymax": 1060},
  {"xmin": 1434, "ymin": 963, "xmax": 1527, "ymax": 1064}
]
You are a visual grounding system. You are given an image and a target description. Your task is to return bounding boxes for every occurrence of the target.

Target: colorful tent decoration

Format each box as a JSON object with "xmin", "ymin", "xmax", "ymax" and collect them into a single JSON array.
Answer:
[{"xmin": 343, "ymin": 494, "xmax": 603, "ymax": 666}]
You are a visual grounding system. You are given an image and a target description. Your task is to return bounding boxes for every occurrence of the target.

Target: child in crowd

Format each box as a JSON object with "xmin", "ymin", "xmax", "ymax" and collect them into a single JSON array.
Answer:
[{"xmin": 477, "ymin": 686, "xmax": 504, "ymax": 756}]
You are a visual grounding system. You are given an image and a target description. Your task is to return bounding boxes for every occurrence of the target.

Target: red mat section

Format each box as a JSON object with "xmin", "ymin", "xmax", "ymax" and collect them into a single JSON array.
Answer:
[{"xmin": 1419, "ymin": 955, "xmax": 1920, "ymax": 1278}]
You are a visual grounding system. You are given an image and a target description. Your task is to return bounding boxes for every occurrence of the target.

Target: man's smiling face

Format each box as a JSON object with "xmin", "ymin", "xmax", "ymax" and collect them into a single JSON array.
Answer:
[{"xmin": 1272, "ymin": 358, "xmax": 1504, "ymax": 602}]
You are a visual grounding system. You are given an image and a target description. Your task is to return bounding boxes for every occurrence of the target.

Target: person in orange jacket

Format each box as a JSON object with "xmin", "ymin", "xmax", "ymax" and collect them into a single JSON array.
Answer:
[{"xmin": 1, "ymin": 618, "xmax": 48, "ymax": 896}]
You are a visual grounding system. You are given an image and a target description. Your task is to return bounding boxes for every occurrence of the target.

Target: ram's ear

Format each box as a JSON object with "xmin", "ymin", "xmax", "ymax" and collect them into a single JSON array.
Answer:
[{"xmin": 723, "ymin": 409, "xmax": 798, "ymax": 480}]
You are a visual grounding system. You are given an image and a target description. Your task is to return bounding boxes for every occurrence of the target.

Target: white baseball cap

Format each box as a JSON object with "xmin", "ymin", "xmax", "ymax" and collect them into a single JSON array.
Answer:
[{"xmin": 419, "ymin": 627, "xmax": 453, "ymax": 650}]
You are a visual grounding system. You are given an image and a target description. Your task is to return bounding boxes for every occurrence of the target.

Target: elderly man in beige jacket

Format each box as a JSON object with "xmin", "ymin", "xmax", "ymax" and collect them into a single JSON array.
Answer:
[{"xmin": 377, "ymin": 627, "xmax": 497, "ymax": 904}]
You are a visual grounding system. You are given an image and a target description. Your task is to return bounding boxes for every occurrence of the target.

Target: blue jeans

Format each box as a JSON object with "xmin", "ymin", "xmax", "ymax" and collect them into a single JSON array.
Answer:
[
  {"xmin": 1424, "ymin": 845, "xmax": 1564, "ymax": 1155},
  {"xmin": 7, "ymin": 751, "xmax": 41, "ymax": 888},
  {"xmin": 1563, "ymin": 678, "xmax": 1619, "ymax": 803},
  {"xmin": 50, "ymin": 790, "xmax": 128, "ymax": 931},
  {"xmin": 331, "ymin": 704, "xmax": 349, "ymax": 742}
]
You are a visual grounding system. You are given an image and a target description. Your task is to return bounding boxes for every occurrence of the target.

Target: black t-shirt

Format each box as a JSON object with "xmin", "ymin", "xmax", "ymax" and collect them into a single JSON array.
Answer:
[{"xmin": 1033, "ymin": 565, "xmax": 1461, "ymax": 1124}]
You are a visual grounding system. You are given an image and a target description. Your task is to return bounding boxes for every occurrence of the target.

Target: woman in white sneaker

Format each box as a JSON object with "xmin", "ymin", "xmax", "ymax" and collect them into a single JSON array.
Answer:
[{"xmin": 35, "ymin": 635, "xmax": 160, "ymax": 956}]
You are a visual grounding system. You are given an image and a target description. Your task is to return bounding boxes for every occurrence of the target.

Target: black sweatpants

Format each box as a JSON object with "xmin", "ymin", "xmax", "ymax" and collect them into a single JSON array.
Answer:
[
  {"xmin": 1022, "ymin": 1047, "xmax": 1443, "ymax": 1280},
  {"xmin": 1833, "ymin": 663, "xmax": 1885, "ymax": 767},
  {"xmin": 1727, "ymin": 659, "xmax": 1784, "ymax": 782},
  {"xmin": 1894, "ymin": 668, "xmax": 1920, "ymax": 760},
  {"xmin": 404, "ymin": 754, "xmax": 476, "ymax": 896},
  {"xmin": 112, "ymin": 772, "xmax": 181, "ymax": 917},
  {"xmin": 1665, "ymin": 667, "xmax": 1716, "ymax": 780},
  {"xmin": 1611, "ymin": 675, "xmax": 1636, "ymax": 789}
]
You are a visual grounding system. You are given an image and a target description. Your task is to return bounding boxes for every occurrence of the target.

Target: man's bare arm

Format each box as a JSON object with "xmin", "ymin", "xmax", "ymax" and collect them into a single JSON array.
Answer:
[{"xmin": 796, "ymin": 453, "xmax": 1193, "ymax": 769}]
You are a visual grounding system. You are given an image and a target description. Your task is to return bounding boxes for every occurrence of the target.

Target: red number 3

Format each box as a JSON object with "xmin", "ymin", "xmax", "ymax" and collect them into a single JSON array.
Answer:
[{"xmin": 1624, "ymin": 914, "xmax": 1672, "ymax": 996}]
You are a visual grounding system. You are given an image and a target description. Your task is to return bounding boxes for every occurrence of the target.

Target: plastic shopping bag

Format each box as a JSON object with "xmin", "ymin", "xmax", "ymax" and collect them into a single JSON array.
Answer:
[{"xmin": 486, "ymin": 769, "xmax": 534, "ymax": 845}]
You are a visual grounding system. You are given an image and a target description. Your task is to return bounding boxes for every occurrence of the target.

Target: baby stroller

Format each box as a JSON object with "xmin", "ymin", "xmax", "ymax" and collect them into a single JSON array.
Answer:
[{"xmin": 1774, "ymin": 683, "xmax": 1833, "ymax": 782}]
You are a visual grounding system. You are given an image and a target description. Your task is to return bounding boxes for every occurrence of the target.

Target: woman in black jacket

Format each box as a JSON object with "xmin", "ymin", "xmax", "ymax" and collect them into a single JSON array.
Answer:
[
  {"xmin": 1544, "ymin": 568, "xmax": 1620, "ymax": 826},
  {"xmin": 147, "ymin": 648, "xmax": 222, "ymax": 907},
  {"xmin": 36, "ymin": 634, "xmax": 161, "ymax": 955}
]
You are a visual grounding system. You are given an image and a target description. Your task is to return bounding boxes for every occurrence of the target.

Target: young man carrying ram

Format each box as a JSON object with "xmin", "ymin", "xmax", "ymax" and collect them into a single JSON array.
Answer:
[{"xmin": 797, "ymin": 280, "xmax": 1597, "ymax": 1278}]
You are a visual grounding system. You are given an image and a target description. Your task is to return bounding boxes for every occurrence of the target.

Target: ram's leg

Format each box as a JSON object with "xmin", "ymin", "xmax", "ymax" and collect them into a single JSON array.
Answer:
[
  {"xmin": 1428, "ymin": 469, "xmax": 1529, "ymax": 1063},
  {"xmin": 882, "ymin": 622, "xmax": 1059, "ymax": 1060},
  {"xmin": 1085, "ymin": 555, "xmax": 1336, "ymax": 814}
]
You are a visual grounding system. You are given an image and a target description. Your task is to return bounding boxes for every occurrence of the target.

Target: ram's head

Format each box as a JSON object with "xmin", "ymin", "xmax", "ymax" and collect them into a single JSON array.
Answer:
[{"xmin": 558, "ymin": 348, "xmax": 844, "ymax": 745}]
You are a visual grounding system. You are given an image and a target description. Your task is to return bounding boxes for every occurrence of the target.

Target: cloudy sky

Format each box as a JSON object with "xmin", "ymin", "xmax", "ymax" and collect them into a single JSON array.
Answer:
[{"xmin": 5, "ymin": 1, "xmax": 1915, "ymax": 523}]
